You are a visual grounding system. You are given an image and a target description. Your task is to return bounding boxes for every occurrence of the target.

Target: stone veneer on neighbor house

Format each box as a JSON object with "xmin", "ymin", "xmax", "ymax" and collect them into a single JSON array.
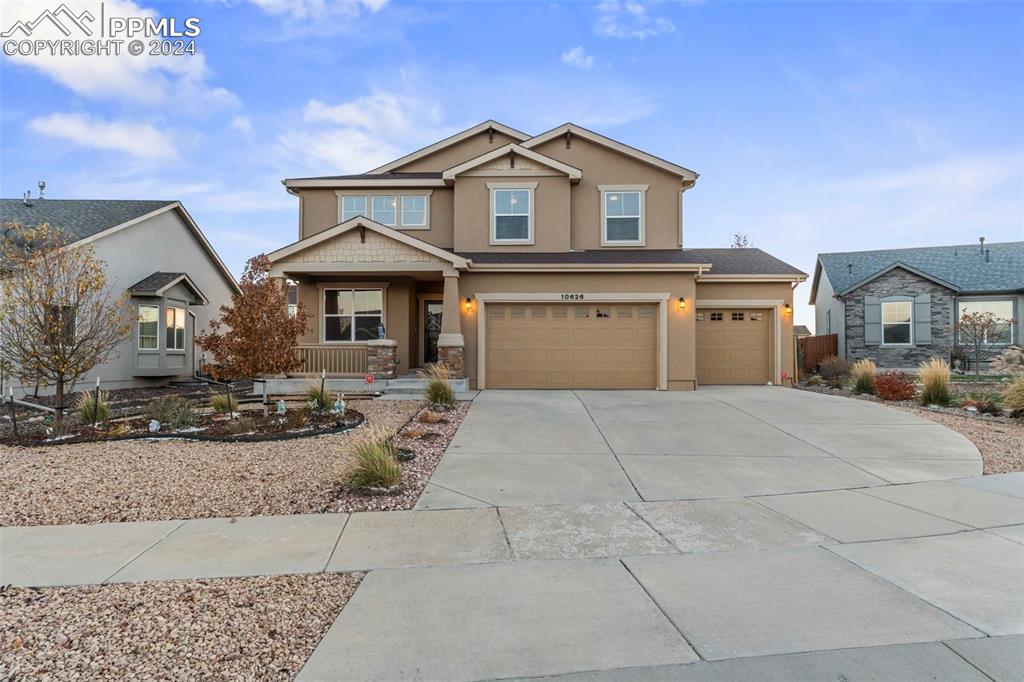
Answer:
[{"xmin": 844, "ymin": 268, "xmax": 955, "ymax": 368}]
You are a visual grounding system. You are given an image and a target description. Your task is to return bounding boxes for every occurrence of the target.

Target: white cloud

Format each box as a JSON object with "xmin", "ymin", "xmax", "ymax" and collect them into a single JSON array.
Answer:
[
  {"xmin": 561, "ymin": 46, "xmax": 594, "ymax": 70},
  {"xmin": 26, "ymin": 112, "xmax": 176, "ymax": 159},
  {"xmin": 0, "ymin": 0, "xmax": 238, "ymax": 107},
  {"xmin": 230, "ymin": 115, "xmax": 255, "ymax": 136},
  {"xmin": 245, "ymin": 0, "xmax": 388, "ymax": 19},
  {"xmin": 595, "ymin": 1, "xmax": 675, "ymax": 40}
]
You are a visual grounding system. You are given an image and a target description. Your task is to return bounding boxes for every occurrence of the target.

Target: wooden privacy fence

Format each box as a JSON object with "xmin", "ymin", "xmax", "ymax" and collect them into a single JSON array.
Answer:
[{"xmin": 799, "ymin": 334, "xmax": 838, "ymax": 374}]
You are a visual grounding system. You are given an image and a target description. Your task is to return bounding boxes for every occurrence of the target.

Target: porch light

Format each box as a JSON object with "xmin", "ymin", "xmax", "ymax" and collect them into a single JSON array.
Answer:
[
  {"xmin": 784, "ymin": 303, "xmax": 792, "ymax": 314},
  {"xmin": 678, "ymin": 297, "xmax": 686, "ymax": 310},
  {"xmin": 465, "ymin": 297, "xmax": 473, "ymax": 311}
]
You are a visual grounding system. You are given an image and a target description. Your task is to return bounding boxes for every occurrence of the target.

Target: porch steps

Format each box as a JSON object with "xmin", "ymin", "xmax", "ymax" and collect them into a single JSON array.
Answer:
[{"xmin": 259, "ymin": 376, "xmax": 468, "ymax": 398}]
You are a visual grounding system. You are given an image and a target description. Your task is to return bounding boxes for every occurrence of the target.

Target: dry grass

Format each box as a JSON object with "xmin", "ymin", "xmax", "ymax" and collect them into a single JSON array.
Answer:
[
  {"xmin": 851, "ymin": 359, "xmax": 876, "ymax": 395},
  {"xmin": 0, "ymin": 573, "xmax": 361, "ymax": 681},
  {"xmin": 0, "ymin": 399, "xmax": 420, "ymax": 526},
  {"xmin": 918, "ymin": 357, "xmax": 951, "ymax": 406}
]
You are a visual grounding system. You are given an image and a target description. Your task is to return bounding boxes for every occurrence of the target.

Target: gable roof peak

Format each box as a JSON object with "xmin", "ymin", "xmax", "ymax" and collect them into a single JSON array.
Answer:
[{"xmin": 367, "ymin": 120, "xmax": 532, "ymax": 175}]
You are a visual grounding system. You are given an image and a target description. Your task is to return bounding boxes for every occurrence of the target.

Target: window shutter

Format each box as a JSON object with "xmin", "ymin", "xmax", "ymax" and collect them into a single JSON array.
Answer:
[
  {"xmin": 864, "ymin": 296, "xmax": 881, "ymax": 346},
  {"xmin": 914, "ymin": 293, "xmax": 932, "ymax": 344}
]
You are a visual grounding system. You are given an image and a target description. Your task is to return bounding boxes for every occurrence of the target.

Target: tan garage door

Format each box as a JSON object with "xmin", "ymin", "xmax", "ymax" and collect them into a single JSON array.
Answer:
[
  {"xmin": 485, "ymin": 303, "xmax": 657, "ymax": 389},
  {"xmin": 696, "ymin": 309, "xmax": 771, "ymax": 385}
]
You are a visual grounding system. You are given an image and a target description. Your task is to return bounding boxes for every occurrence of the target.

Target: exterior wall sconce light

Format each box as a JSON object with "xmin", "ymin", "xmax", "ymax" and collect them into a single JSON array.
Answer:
[
  {"xmin": 465, "ymin": 297, "xmax": 473, "ymax": 311},
  {"xmin": 678, "ymin": 297, "xmax": 686, "ymax": 310},
  {"xmin": 784, "ymin": 303, "xmax": 792, "ymax": 314}
]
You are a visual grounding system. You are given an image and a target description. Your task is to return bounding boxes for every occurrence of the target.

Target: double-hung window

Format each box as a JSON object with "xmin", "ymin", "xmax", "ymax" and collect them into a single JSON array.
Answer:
[
  {"xmin": 959, "ymin": 300, "xmax": 1015, "ymax": 344},
  {"xmin": 371, "ymin": 196, "xmax": 397, "ymax": 226},
  {"xmin": 165, "ymin": 306, "xmax": 186, "ymax": 351},
  {"xmin": 881, "ymin": 300, "xmax": 912, "ymax": 345},
  {"xmin": 138, "ymin": 305, "xmax": 159, "ymax": 350},
  {"xmin": 340, "ymin": 196, "xmax": 367, "ymax": 222},
  {"xmin": 491, "ymin": 187, "xmax": 532, "ymax": 243},
  {"xmin": 602, "ymin": 188, "xmax": 644, "ymax": 245},
  {"xmin": 401, "ymin": 196, "xmax": 427, "ymax": 227},
  {"xmin": 324, "ymin": 289, "xmax": 383, "ymax": 342}
]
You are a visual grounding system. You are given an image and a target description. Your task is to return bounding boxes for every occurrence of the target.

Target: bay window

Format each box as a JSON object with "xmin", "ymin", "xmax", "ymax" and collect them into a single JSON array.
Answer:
[
  {"xmin": 881, "ymin": 300, "xmax": 912, "ymax": 345},
  {"xmin": 138, "ymin": 305, "xmax": 159, "ymax": 350},
  {"xmin": 324, "ymin": 289, "xmax": 383, "ymax": 342},
  {"xmin": 165, "ymin": 306, "xmax": 186, "ymax": 351}
]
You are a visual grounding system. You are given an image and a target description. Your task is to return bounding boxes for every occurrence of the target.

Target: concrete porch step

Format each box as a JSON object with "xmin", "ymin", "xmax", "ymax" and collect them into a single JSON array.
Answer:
[{"xmin": 260, "ymin": 376, "xmax": 468, "ymax": 397}]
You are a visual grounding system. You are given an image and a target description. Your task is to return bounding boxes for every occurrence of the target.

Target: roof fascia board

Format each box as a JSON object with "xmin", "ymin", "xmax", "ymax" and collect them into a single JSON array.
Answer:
[
  {"xmin": 698, "ymin": 274, "xmax": 807, "ymax": 283},
  {"xmin": 467, "ymin": 262, "xmax": 709, "ymax": 273},
  {"xmin": 808, "ymin": 259, "xmax": 824, "ymax": 304},
  {"xmin": 154, "ymin": 273, "xmax": 209, "ymax": 305},
  {"xmin": 267, "ymin": 216, "xmax": 469, "ymax": 269},
  {"xmin": 442, "ymin": 143, "xmax": 583, "ymax": 181},
  {"xmin": 368, "ymin": 121, "xmax": 532, "ymax": 174},
  {"xmin": 522, "ymin": 124, "xmax": 698, "ymax": 181},
  {"xmin": 283, "ymin": 178, "xmax": 447, "ymax": 188},
  {"xmin": 836, "ymin": 261, "xmax": 961, "ymax": 296}
]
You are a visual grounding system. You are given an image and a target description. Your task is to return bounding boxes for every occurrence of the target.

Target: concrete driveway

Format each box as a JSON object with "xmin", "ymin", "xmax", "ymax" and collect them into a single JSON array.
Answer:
[{"xmin": 416, "ymin": 386, "xmax": 982, "ymax": 509}]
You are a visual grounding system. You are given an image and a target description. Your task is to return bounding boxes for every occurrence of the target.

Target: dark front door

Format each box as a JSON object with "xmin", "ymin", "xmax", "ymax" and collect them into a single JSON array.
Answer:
[{"xmin": 424, "ymin": 300, "xmax": 443, "ymax": 364}]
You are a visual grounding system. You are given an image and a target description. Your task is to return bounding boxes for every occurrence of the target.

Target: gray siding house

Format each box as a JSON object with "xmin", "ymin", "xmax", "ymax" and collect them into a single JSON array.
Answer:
[
  {"xmin": 0, "ymin": 198, "xmax": 239, "ymax": 392},
  {"xmin": 810, "ymin": 240, "xmax": 1024, "ymax": 368}
]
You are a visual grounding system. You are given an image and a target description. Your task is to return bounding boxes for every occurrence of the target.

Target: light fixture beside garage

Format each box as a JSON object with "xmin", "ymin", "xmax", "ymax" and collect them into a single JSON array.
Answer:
[
  {"xmin": 678, "ymin": 297, "xmax": 686, "ymax": 310},
  {"xmin": 465, "ymin": 297, "xmax": 473, "ymax": 311},
  {"xmin": 784, "ymin": 303, "xmax": 792, "ymax": 314}
]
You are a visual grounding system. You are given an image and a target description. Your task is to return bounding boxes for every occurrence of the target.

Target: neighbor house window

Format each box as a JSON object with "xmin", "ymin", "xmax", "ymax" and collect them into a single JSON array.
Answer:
[
  {"xmin": 371, "ymin": 195, "xmax": 397, "ymax": 226},
  {"xmin": 324, "ymin": 289, "xmax": 383, "ymax": 342},
  {"xmin": 491, "ymin": 187, "xmax": 532, "ymax": 243},
  {"xmin": 959, "ymin": 300, "xmax": 1014, "ymax": 344},
  {"xmin": 165, "ymin": 306, "xmax": 186, "ymax": 351},
  {"xmin": 287, "ymin": 282, "xmax": 298, "ymax": 318},
  {"xmin": 602, "ymin": 189, "xmax": 644, "ymax": 244},
  {"xmin": 881, "ymin": 300, "xmax": 912, "ymax": 345},
  {"xmin": 340, "ymin": 196, "xmax": 367, "ymax": 222},
  {"xmin": 138, "ymin": 305, "xmax": 159, "ymax": 350},
  {"xmin": 401, "ymin": 196, "xmax": 427, "ymax": 227}
]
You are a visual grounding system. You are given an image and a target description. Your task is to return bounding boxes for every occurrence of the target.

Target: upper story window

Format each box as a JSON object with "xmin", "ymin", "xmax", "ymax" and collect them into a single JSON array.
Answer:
[
  {"xmin": 600, "ymin": 185, "xmax": 646, "ymax": 246},
  {"xmin": 401, "ymin": 196, "xmax": 427, "ymax": 228},
  {"xmin": 165, "ymin": 306, "xmax": 186, "ymax": 351},
  {"xmin": 490, "ymin": 185, "xmax": 534, "ymax": 244},
  {"xmin": 959, "ymin": 300, "xmax": 1015, "ymax": 344},
  {"xmin": 881, "ymin": 300, "xmax": 912, "ymax": 345},
  {"xmin": 371, "ymin": 195, "xmax": 397, "ymax": 226},
  {"xmin": 138, "ymin": 305, "xmax": 159, "ymax": 350},
  {"xmin": 324, "ymin": 289, "xmax": 384, "ymax": 342},
  {"xmin": 340, "ymin": 195, "xmax": 367, "ymax": 222}
]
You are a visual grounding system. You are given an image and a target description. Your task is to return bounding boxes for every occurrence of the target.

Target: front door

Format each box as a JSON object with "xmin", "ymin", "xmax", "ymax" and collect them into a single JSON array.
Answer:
[{"xmin": 424, "ymin": 300, "xmax": 443, "ymax": 365}]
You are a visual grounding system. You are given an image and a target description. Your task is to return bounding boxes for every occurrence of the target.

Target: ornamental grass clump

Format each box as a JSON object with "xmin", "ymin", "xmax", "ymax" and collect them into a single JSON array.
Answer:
[
  {"xmin": 851, "ymin": 359, "xmax": 876, "ymax": 395},
  {"xmin": 76, "ymin": 390, "xmax": 110, "ymax": 426},
  {"xmin": 147, "ymin": 396, "xmax": 195, "ymax": 428},
  {"xmin": 918, "ymin": 358, "xmax": 951, "ymax": 406},
  {"xmin": 424, "ymin": 362, "xmax": 455, "ymax": 409},
  {"xmin": 1002, "ymin": 376, "xmax": 1024, "ymax": 418},
  {"xmin": 307, "ymin": 383, "xmax": 336, "ymax": 412},
  {"xmin": 347, "ymin": 425, "xmax": 401, "ymax": 490},
  {"xmin": 210, "ymin": 392, "xmax": 238, "ymax": 415},
  {"xmin": 818, "ymin": 356, "xmax": 851, "ymax": 388}
]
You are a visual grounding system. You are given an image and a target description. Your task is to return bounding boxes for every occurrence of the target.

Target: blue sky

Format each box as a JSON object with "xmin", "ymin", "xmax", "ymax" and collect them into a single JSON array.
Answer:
[{"xmin": 2, "ymin": 0, "xmax": 1022, "ymax": 328}]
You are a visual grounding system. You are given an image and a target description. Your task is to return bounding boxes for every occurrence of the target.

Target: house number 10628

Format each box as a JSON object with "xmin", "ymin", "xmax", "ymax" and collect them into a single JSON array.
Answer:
[{"xmin": 560, "ymin": 293, "xmax": 585, "ymax": 301}]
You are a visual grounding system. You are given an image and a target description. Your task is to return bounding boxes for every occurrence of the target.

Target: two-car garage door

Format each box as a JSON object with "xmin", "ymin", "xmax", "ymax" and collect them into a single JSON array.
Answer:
[
  {"xmin": 695, "ymin": 308, "xmax": 771, "ymax": 385},
  {"xmin": 485, "ymin": 303, "xmax": 657, "ymax": 389}
]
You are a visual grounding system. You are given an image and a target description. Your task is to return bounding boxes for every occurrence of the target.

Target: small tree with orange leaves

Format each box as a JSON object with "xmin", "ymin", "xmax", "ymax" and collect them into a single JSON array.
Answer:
[
  {"xmin": 196, "ymin": 254, "xmax": 309, "ymax": 381},
  {"xmin": 0, "ymin": 224, "xmax": 133, "ymax": 424}
]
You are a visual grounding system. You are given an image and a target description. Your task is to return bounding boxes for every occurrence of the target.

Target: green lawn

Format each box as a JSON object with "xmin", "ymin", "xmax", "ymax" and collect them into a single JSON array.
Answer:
[{"xmin": 951, "ymin": 374, "xmax": 1012, "ymax": 383}]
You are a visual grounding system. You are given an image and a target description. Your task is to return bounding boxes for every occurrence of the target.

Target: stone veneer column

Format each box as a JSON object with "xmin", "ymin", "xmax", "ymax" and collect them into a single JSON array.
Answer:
[
  {"xmin": 366, "ymin": 339, "xmax": 398, "ymax": 379},
  {"xmin": 437, "ymin": 273, "xmax": 466, "ymax": 378}
]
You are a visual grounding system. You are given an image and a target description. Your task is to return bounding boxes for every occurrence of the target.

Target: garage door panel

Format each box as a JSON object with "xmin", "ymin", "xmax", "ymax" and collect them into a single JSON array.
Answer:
[
  {"xmin": 696, "ymin": 308, "xmax": 771, "ymax": 386},
  {"xmin": 486, "ymin": 302, "xmax": 657, "ymax": 389}
]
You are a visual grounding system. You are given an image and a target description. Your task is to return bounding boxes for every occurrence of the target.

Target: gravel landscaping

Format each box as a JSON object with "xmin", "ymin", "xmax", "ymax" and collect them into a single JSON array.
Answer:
[
  {"xmin": 0, "ymin": 573, "xmax": 361, "ymax": 681},
  {"xmin": 0, "ymin": 399, "xmax": 466, "ymax": 527},
  {"xmin": 892, "ymin": 405, "xmax": 1024, "ymax": 474}
]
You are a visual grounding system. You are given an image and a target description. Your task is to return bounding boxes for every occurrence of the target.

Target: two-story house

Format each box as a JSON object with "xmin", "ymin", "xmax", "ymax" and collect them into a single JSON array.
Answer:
[{"xmin": 267, "ymin": 121, "xmax": 806, "ymax": 390}]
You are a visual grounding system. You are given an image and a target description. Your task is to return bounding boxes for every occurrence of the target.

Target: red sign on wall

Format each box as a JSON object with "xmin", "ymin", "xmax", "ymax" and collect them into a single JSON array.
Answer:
[{"xmin": 365, "ymin": 375, "xmax": 375, "ymax": 385}]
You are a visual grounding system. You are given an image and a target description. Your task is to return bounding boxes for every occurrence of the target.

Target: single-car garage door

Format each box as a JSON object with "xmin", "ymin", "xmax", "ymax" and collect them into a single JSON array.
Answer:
[
  {"xmin": 485, "ymin": 303, "xmax": 657, "ymax": 389},
  {"xmin": 696, "ymin": 308, "xmax": 770, "ymax": 385}
]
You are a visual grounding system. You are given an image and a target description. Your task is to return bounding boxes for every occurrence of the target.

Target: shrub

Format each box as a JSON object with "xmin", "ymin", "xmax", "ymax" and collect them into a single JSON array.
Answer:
[
  {"xmin": 307, "ymin": 383, "xmax": 336, "ymax": 412},
  {"xmin": 1001, "ymin": 376, "xmax": 1024, "ymax": 417},
  {"xmin": 874, "ymin": 372, "xmax": 917, "ymax": 402},
  {"xmin": 147, "ymin": 396, "xmax": 195, "ymax": 428},
  {"xmin": 991, "ymin": 346, "xmax": 1024, "ymax": 377},
  {"xmin": 347, "ymin": 425, "xmax": 401, "ymax": 489},
  {"xmin": 818, "ymin": 356, "xmax": 851, "ymax": 387},
  {"xmin": 284, "ymin": 407, "xmax": 309, "ymax": 430},
  {"xmin": 918, "ymin": 358, "xmax": 951, "ymax": 406},
  {"xmin": 850, "ymin": 359, "xmax": 876, "ymax": 395},
  {"xmin": 76, "ymin": 390, "xmax": 110, "ymax": 425},
  {"xmin": 963, "ymin": 394, "xmax": 1003, "ymax": 416},
  {"xmin": 805, "ymin": 375, "xmax": 822, "ymax": 387},
  {"xmin": 417, "ymin": 410, "xmax": 444, "ymax": 424},
  {"xmin": 225, "ymin": 416, "xmax": 256, "ymax": 435},
  {"xmin": 211, "ymin": 392, "xmax": 238, "ymax": 415}
]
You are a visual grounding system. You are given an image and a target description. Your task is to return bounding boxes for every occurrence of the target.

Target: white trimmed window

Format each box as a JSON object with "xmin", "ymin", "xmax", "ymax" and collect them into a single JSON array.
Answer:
[
  {"xmin": 959, "ymin": 300, "xmax": 1015, "ymax": 344},
  {"xmin": 490, "ymin": 186, "xmax": 533, "ymax": 243},
  {"xmin": 401, "ymin": 195, "xmax": 427, "ymax": 228},
  {"xmin": 138, "ymin": 305, "xmax": 159, "ymax": 350},
  {"xmin": 371, "ymin": 195, "xmax": 397, "ymax": 226},
  {"xmin": 324, "ymin": 289, "xmax": 384, "ymax": 342},
  {"xmin": 287, "ymin": 282, "xmax": 298, "ymax": 318},
  {"xmin": 340, "ymin": 195, "xmax": 367, "ymax": 222},
  {"xmin": 881, "ymin": 300, "xmax": 912, "ymax": 345},
  {"xmin": 165, "ymin": 306, "xmax": 186, "ymax": 351},
  {"xmin": 601, "ymin": 186, "xmax": 645, "ymax": 245}
]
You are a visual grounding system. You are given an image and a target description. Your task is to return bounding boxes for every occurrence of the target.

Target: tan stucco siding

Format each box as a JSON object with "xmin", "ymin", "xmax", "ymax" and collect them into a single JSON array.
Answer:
[
  {"xmin": 695, "ymin": 281, "xmax": 797, "ymax": 383},
  {"xmin": 459, "ymin": 271, "xmax": 697, "ymax": 390},
  {"xmin": 393, "ymin": 130, "xmax": 521, "ymax": 172},
  {"xmin": 298, "ymin": 188, "xmax": 455, "ymax": 249},
  {"xmin": 531, "ymin": 136, "xmax": 684, "ymax": 250},
  {"xmin": 453, "ymin": 176, "xmax": 571, "ymax": 252}
]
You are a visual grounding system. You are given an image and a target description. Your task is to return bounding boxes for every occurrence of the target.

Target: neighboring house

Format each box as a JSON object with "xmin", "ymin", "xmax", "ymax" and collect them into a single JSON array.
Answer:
[
  {"xmin": 810, "ymin": 240, "xmax": 1024, "ymax": 368},
  {"xmin": 0, "ymin": 198, "xmax": 239, "ymax": 392},
  {"xmin": 268, "ymin": 121, "xmax": 806, "ymax": 390},
  {"xmin": 793, "ymin": 325, "xmax": 812, "ymax": 338}
]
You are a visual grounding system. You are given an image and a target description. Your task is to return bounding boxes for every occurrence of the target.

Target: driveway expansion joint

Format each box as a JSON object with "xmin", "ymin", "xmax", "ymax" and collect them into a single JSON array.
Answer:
[{"xmin": 102, "ymin": 519, "xmax": 187, "ymax": 584}]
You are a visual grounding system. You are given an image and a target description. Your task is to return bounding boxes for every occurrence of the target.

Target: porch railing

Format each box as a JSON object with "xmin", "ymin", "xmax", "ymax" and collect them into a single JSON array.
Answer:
[{"xmin": 293, "ymin": 344, "xmax": 368, "ymax": 376}]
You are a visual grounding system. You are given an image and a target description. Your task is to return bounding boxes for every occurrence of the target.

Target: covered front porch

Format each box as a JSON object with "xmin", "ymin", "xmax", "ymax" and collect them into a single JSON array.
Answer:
[{"xmin": 267, "ymin": 217, "xmax": 470, "ymax": 380}]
